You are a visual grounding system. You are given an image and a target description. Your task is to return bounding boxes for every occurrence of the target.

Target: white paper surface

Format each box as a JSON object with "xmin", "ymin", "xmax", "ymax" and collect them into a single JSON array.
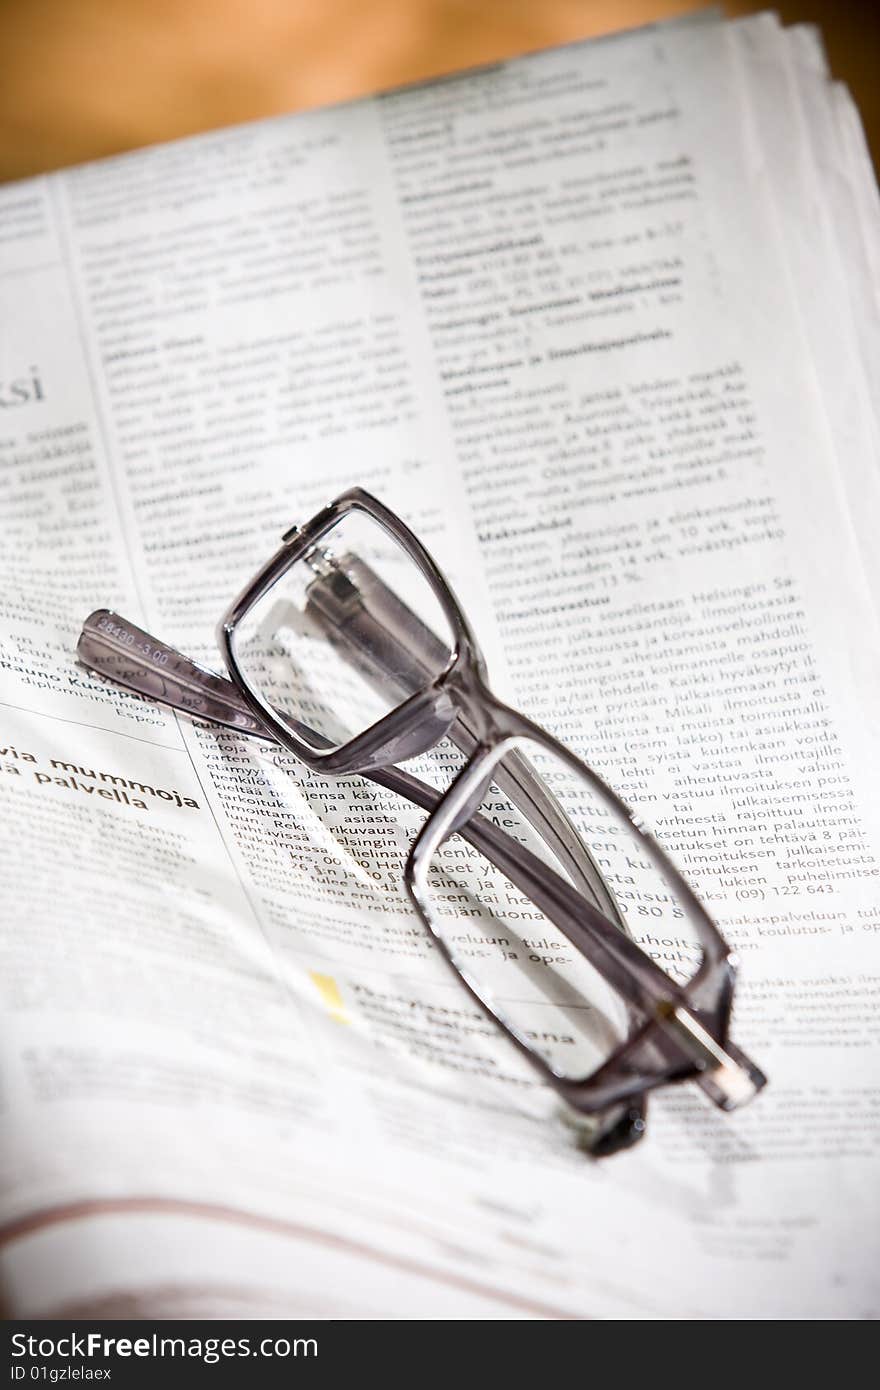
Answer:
[{"xmin": 1, "ymin": 13, "xmax": 878, "ymax": 1319}]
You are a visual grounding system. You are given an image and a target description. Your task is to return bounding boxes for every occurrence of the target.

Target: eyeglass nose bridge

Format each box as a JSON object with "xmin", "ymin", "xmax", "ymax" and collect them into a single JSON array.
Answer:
[{"xmin": 351, "ymin": 685, "xmax": 459, "ymax": 772}]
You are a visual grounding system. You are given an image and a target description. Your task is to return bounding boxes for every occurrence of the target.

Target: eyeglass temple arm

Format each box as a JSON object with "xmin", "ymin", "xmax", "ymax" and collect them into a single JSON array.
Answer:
[
  {"xmin": 77, "ymin": 611, "xmax": 763, "ymax": 1113},
  {"xmin": 76, "ymin": 613, "xmax": 623, "ymax": 931},
  {"xmin": 78, "ymin": 612, "xmax": 283, "ymax": 740},
  {"xmin": 75, "ymin": 610, "xmax": 691, "ymax": 1019},
  {"xmin": 77, "ymin": 610, "xmax": 629, "ymax": 943}
]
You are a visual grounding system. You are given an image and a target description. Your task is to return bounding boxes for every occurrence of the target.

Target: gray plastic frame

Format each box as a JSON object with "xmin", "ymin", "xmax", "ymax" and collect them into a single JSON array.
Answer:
[{"xmin": 78, "ymin": 487, "xmax": 766, "ymax": 1155}]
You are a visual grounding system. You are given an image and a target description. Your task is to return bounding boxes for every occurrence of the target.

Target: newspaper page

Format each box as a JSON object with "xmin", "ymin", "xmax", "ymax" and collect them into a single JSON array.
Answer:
[{"xmin": 0, "ymin": 15, "xmax": 878, "ymax": 1317}]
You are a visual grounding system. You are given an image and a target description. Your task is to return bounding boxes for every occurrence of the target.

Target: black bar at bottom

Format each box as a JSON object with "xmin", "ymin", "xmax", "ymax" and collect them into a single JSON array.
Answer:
[{"xmin": 2, "ymin": 1319, "xmax": 563, "ymax": 1387}]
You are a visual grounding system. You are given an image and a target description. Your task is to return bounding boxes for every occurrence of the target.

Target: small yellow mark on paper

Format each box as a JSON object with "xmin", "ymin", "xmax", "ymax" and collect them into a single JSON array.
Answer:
[{"xmin": 310, "ymin": 971, "xmax": 349, "ymax": 1024}]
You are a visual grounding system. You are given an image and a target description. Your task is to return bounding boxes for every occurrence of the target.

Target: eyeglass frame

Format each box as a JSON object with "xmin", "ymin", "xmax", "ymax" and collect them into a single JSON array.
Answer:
[{"xmin": 77, "ymin": 486, "xmax": 767, "ymax": 1155}]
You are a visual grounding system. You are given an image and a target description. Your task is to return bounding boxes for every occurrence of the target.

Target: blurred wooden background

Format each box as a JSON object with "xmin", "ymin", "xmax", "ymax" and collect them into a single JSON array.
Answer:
[{"xmin": 0, "ymin": 0, "xmax": 876, "ymax": 184}]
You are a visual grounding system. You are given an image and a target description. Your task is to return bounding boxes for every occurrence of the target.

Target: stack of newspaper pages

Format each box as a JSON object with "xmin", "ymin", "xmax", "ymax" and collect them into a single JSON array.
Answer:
[{"xmin": 0, "ymin": 10, "xmax": 878, "ymax": 1318}]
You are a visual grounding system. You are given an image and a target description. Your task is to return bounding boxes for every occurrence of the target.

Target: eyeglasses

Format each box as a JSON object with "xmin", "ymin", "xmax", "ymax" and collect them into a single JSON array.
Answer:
[{"xmin": 77, "ymin": 488, "xmax": 766, "ymax": 1155}]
